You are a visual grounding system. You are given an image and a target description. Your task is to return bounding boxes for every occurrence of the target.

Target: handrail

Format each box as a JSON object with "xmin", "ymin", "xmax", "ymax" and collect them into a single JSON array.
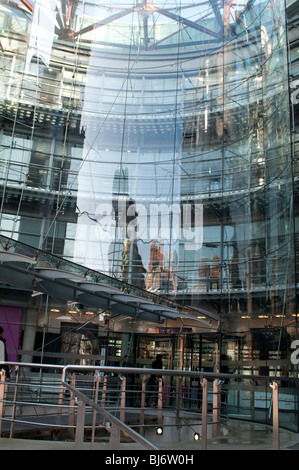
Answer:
[
  {"xmin": 62, "ymin": 380, "xmax": 160, "ymax": 450},
  {"xmin": 3, "ymin": 361, "xmax": 299, "ymax": 384},
  {"xmin": 0, "ymin": 361, "xmax": 297, "ymax": 450},
  {"xmin": 60, "ymin": 363, "xmax": 299, "ymax": 383}
]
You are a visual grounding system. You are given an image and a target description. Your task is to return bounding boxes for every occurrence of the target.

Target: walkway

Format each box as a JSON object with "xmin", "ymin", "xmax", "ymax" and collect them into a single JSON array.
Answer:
[{"xmin": 1, "ymin": 419, "xmax": 299, "ymax": 450}]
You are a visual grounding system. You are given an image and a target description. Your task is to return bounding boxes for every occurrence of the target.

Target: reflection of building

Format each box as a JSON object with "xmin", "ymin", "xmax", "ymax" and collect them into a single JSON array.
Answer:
[
  {"xmin": 146, "ymin": 241, "xmax": 164, "ymax": 292},
  {"xmin": 0, "ymin": 0, "xmax": 298, "ymax": 377},
  {"xmin": 146, "ymin": 241, "xmax": 178, "ymax": 294},
  {"xmin": 121, "ymin": 239, "xmax": 146, "ymax": 289}
]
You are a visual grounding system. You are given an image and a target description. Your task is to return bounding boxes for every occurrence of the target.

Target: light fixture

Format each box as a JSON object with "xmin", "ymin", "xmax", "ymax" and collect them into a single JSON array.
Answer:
[
  {"xmin": 194, "ymin": 432, "xmax": 200, "ymax": 441},
  {"xmin": 156, "ymin": 427, "xmax": 163, "ymax": 435},
  {"xmin": 259, "ymin": 177, "xmax": 264, "ymax": 186},
  {"xmin": 50, "ymin": 308, "xmax": 60, "ymax": 313},
  {"xmin": 32, "ymin": 291, "xmax": 43, "ymax": 297}
]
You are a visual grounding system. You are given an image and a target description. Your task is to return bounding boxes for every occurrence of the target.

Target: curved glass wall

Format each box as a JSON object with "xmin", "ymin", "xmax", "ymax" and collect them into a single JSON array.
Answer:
[{"xmin": 0, "ymin": 0, "xmax": 296, "ymax": 373}]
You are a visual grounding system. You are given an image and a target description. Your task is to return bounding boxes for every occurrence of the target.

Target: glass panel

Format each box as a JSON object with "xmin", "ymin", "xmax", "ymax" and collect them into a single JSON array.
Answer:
[{"xmin": 0, "ymin": 0, "xmax": 296, "ymax": 376}]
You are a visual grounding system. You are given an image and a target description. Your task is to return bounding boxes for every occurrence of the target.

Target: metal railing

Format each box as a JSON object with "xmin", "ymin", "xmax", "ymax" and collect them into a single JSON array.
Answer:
[{"xmin": 0, "ymin": 361, "xmax": 298, "ymax": 450}]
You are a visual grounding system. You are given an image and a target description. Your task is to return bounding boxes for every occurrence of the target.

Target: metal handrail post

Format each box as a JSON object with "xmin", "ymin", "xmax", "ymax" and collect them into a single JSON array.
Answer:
[
  {"xmin": 212, "ymin": 379, "xmax": 221, "ymax": 438},
  {"xmin": 109, "ymin": 423, "xmax": 120, "ymax": 450},
  {"xmin": 100, "ymin": 374, "xmax": 107, "ymax": 425},
  {"xmin": 10, "ymin": 366, "xmax": 20, "ymax": 438},
  {"xmin": 75, "ymin": 399, "xmax": 86, "ymax": 450},
  {"xmin": 201, "ymin": 378, "xmax": 208, "ymax": 450},
  {"xmin": 158, "ymin": 377, "xmax": 163, "ymax": 423},
  {"xmin": 0, "ymin": 370, "xmax": 7, "ymax": 436},
  {"xmin": 91, "ymin": 372, "xmax": 100, "ymax": 448},
  {"xmin": 120, "ymin": 376, "xmax": 126, "ymax": 423},
  {"xmin": 101, "ymin": 374, "xmax": 107, "ymax": 407},
  {"xmin": 57, "ymin": 368, "xmax": 65, "ymax": 416},
  {"xmin": 140, "ymin": 375, "xmax": 146, "ymax": 435},
  {"xmin": 176, "ymin": 377, "xmax": 182, "ymax": 423},
  {"xmin": 270, "ymin": 382, "xmax": 280, "ymax": 450},
  {"xmin": 68, "ymin": 374, "xmax": 76, "ymax": 438}
]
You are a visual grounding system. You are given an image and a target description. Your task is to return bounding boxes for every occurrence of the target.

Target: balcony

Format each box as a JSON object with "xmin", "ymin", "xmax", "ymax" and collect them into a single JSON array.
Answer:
[{"xmin": 0, "ymin": 362, "xmax": 298, "ymax": 450}]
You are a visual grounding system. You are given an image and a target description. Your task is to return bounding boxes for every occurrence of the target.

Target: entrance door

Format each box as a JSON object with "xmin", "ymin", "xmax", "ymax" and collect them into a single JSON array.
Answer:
[{"xmin": 135, "ymin": 335, "xmax": 172, "ymax": 369}]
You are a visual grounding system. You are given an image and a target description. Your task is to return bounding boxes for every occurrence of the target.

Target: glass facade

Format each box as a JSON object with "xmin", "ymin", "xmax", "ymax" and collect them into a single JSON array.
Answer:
[{"xmin": 0, "ymin": 0, "xmax": 297, "ymax": 375}]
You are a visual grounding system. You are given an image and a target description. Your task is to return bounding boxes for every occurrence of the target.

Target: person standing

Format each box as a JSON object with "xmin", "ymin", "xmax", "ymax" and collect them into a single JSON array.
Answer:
[
  {"xmin": 0, "ymin": 327, "xmax": 10, "ymax": 380},
  {"xmin": 146, "ymin": 354, "xmax": 163, "ymax": 406}
]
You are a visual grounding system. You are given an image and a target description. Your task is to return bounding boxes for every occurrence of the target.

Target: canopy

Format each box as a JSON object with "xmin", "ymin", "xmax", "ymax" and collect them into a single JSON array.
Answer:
[{"xmin": 0, "ymin": 249, "xmax": 219, "ymax": 326}]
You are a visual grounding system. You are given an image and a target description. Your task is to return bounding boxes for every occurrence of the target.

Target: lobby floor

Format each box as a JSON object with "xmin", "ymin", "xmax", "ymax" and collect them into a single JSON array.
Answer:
[{"xmin": 1, "ymin": 419, "xmax": 299, "ymax": 450}]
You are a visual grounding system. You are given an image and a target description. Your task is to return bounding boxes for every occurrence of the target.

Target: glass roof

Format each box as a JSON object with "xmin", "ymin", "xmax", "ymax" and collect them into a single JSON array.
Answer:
[{"xmin": 12, "ymin": 0, "xmax": 259, "ymax": 51}]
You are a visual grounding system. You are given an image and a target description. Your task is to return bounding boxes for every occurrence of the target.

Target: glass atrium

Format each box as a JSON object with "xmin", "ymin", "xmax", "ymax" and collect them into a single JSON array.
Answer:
[{"xmin": 0, "ymin": 0, "xmax": 297, "ymax": 376}]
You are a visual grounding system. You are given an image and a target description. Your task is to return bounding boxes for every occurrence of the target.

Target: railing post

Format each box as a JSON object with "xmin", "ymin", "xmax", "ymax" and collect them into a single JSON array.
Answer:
[
  {"xmin": 74, "ymin": 399, "xmax": 86, "ymax": 450},
  {"xmin": 57, "ymin": 370, "xmax": 65, "ymax": 416},
  {"xmin": 201, "ymin": 378, "xmax": 208, "ymax": 450},
  {"xmin": 68, "ymin": 374, "xmax": 76, "ymax": 438},
  {"xmin": 212, "ymin": 379, "xmax": 221, "ymax": 438},
  {"xmin": 158, "ymin": 377, "xmax": 163, "ymax": 423},
  {"xmin": 101, "ymin": 374, "xmax": 107, "ymax": 407},
  {"xmin": 109, "ymin": 423, "xmax": 120, "ymax": 450},
  {"xmin": 0, "ymin": 369, "xmax": 7, "ymax": 436},
  {"xmin": 270, "ymin": 381, "xmax": 280, "ymax": 450},
  {"xmin": 91, "ymin": 371, "xmax": 100, "ymax": 448},
  {"xmin": 100, "ymin": 374, "xmax": 108, "ymax": 425},
  {"xmin": 140, "ymin": 375, "xmax": 146, "ymax": 435},
  {"xmin": 10, "ymin": 366, "xmax": 20, "ymax": 438},
  {"xmin": 176, "ymin": 377, "xmax": 182, "ymax": 423},
  {"xmin": 120, "ymin": 376, "xmax": 126, "ymax": 423},
  {"xmin": 250, "ymin": 384, "xmax": 255, "ymax": 420}
]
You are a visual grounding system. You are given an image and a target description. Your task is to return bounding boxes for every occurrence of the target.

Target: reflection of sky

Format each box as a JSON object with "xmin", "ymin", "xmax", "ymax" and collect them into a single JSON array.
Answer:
[
  {"xmin": 26, "ymin": 0, "xmax": 267, "ymax": 279},
  {"xmin": 69, "ymin": 1, "xmax": 260, "ymax": 276},
  {"xmin": 25, "ymin": 0, "xmax": 56, "ymax": 68},
  {"xmin": 73, "ymin": 41, "xmax": 183, "ymax": 273}
]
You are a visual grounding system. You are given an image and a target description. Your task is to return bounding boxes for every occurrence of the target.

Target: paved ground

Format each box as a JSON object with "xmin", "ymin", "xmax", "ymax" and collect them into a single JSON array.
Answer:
[{"xmin": 1, "ymin": 419, "xmax": 299, "ymax": 451}]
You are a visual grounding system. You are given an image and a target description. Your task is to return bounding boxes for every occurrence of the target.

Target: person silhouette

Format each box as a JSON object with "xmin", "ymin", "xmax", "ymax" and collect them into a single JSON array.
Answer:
[
  {"xmin": 0, "ymin": 327, "xmax": 10, "ymax": 380},
  {"xmin": 147, "ymin": 354, "xmax": 163, "ymax": 406}
]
